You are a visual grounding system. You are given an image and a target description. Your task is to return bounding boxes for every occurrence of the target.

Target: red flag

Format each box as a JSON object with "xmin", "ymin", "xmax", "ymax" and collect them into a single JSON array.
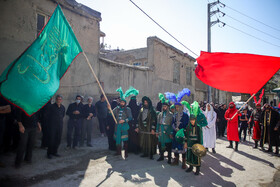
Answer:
[{"xmin": 195, "ymin": 51, "xmax": 280, "ymax": 94}]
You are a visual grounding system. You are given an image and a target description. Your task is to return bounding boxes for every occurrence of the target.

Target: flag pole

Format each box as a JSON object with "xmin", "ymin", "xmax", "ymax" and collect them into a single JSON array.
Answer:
[
  {"xmin": 231, "ymin": 93, "xmax": 256, "ymax": 120},
  {"xmin": 82, "ymin": 51, "xmax": 118, "ymax": 124}
]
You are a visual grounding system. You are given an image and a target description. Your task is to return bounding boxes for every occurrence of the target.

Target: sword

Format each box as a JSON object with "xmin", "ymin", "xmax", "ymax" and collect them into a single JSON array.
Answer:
[{"xmin": 139, "ymin": 131, "xmax": 159, "ymax": 135}]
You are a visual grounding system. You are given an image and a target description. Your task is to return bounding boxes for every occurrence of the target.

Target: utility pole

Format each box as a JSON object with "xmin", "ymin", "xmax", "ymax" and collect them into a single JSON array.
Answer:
[{"xmin": 207, "ymin": 0, "xmax": 225, "ymax": 103}]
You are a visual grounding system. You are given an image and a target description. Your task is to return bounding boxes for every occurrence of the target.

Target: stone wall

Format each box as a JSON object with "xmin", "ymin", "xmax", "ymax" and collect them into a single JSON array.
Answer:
[{"xmin": 0, "ymin": 0, "xmax": 102, "ymax": 137}]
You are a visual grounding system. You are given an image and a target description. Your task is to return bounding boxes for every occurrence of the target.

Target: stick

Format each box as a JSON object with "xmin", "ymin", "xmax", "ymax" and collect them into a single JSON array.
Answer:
[
  {"xmin": 231, "ymin": 93, "xmax": 256, "ymax": 120},
  {"xmin": 82, "ymin": 51, "xmax": 118, "ymax": 124}
]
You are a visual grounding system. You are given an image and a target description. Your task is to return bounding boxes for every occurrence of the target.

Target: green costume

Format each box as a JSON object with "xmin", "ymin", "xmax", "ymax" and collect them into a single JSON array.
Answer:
[
  {"xmin": 138, "ymin": 96, "xmax": 157, "ymax": 157},
  {"xmin": 176, "ymin": 101, "xmax": 207, "ymax": 175},
  {"xmin": 185, "ymin": 119, "xmax": 203, "ymax": 166},
  {"xmin": 157, "ymin": 111, "xmax": 173, "ymax": 148},
  {"xmin": 113, "ymin": 86, "xmax": 138, "ymax": 157},
  {"xmin": 184, "ymin": 102, "xmax": 207, "ymax": 166},
  {"xmin": 157, "ymin": 93, "xmax": 173, "ymax": 148},
  {"xmin": 113, "ymin": 106, "xmax": 132, "ymax": 145}
]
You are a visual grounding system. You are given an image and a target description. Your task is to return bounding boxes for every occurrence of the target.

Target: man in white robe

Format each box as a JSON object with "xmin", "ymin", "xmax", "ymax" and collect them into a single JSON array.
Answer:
[{"xmin": 203, "ymin": 103, "xmax": 217, "ymax": 153}]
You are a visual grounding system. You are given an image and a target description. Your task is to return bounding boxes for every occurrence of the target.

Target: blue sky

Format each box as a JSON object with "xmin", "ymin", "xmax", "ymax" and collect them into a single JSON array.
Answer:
[{"xmin": 77, "ymin": 0, "xmax": 280, "ymax": 58}]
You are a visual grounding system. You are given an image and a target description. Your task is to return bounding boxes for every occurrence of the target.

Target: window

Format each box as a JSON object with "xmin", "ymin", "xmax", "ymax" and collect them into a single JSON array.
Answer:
[
  {"xmin": 173, "ymin": 61, "xmax": 180, "ymax": 84},
  {"xmin": 186, "ymin": 67, "xmax": 192, "ymax": 85},
  {"xmin": 133, "ymin": 62, "xmax": 142, "ymax": 66},
  {"xmin": 37, "ymin": 14, "xmax": 46, "ymax": 35}
]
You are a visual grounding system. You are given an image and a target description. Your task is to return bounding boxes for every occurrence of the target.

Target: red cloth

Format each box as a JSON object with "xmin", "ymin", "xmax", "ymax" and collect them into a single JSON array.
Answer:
[
  {"xmin": 195, "ymin": 51, "xmax": 280, "ymax": 94},
  {"xmin": 252, "ymin": 121, "xmax": 261, "ymax": 141},
  {"xmin": 225, "ymin": 102, "xmax": 240, "ymax": 142}
]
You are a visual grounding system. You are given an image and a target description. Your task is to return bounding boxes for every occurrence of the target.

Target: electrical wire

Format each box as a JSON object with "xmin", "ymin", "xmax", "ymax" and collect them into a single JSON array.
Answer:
[
  {"xmin": 225, "ymin": 14, "xmax": 280, "ymax": 41},
  {"xmin": 225, "ymin": 5, "xmax": 280, "ymax": 33},
  {"xmin": 225, "ymin": 23, "xmax": 280, "ymax": 48},
  {"xmin": 129, "ymin": 0, "xmax": 199, "ymax": 57}
]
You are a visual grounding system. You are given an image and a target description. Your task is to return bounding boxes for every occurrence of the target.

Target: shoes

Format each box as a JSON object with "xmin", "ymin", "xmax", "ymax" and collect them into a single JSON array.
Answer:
[
  {"xmin": 185, "ymin": 166, "xmax": 193, "ymax": 172},
  {"xmin": 226, "ymin": 145, "xmax": 233, "ymax": 148},
  {"xmin": 167, "ymin": 160, "xmax": 171, "ymax": 164},
  {"xmin": 0, "ymin": 161, "xmax": 6, "ymax": 168},
  {"xmin": 140, "ymin": 154, "xmax": 148, "ymax": 157},
  {"xmin": 87, "ymin": 144, "xmax": 93, "ymax": 147},
  {"xmin": 157, "ymin": 156, "xmax": 164, "ymax": 161},
  {"xmin": 150, "ymin": 155, "xmax": 154, "ymax": 160},
  {"xmin": 265, "ymin": 149, "xmax": 272, "ymax": 153},
  {"xmin": 182, "ymin": 161, "xmax": 187, "ymax": 169},
  {"xmin": 53, "ymin": 153, "xmax": 61, "ymax": 157},
  {"xmin": 101, "ymin": 133, "xmax": 105, "ymax": 137},
  {"xmin": 14, "ymin": 163, "xmax": 21, "ymax": 169},
  {"xmin": 65, "ymin": 146, "xmax": 71, "ymax": 150},
  {"xmin": 47, "ymin": 154, "xmax": 52, "ymax": 159},
  {"xmin": 171, "ymin": 157, "xmax": 179, "ymax": 166},
  {"xmin": 195, "ymin": 167, "xmax": 200, "ymax": 175},
  {"xmin": 212, "ymin": 148, "xmax": 216, "ymax": 154}
]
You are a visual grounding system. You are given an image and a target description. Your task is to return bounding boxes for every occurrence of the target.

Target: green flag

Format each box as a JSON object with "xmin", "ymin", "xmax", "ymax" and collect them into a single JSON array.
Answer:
[{"xmin": 0, "ymin": 5, "xmax": 82, "ymax": 116}]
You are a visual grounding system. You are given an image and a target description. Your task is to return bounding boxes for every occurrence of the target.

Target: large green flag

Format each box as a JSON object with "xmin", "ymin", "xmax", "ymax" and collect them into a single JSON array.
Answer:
[{"xmin": 0, "ymin": 5, "xmax": 82, "ymax": 116}]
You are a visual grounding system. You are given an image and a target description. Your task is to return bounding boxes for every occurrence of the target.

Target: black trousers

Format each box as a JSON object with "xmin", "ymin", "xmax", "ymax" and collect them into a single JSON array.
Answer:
[
  {"xmin": 158, "ymin": 142, "xmax": 172, "ymax": 160},
  {"xmin": 106, "ymin": 116, "xmax": 116, "ymax": 150},
  {"xmin": 48, "ymin": 124, "xmax": 62, "ymax": 155},
  {"xmin": 67, "ymin": 119, "xmax": 82, "ymax": 148},
  {"xmin": 239, "ymin": 125, "xmax": 248, "ymax": 141},
  {"xmin": 218, "ymin": 120, "xmax": 227, "ymax": 137},
  {"xmin": 41, "ymin": 120, "xmax": 49, "ymax": 148},
  {"xmin": 0, "ymin": 118, "xmax": 5, "ymax": 152},
  {"xmin": 97, "ymin": 117, "xmax": 107, "ymax": 134},
  {"xmin": 15, "ymin": 127, "xmax": 36, "ymax": 165}
]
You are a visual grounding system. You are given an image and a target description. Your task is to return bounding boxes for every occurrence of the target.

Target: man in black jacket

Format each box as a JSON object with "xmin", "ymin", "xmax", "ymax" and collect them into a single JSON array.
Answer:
[
  {"xmin": 47, "ymin": 95, "xmax": 65, "ymax": 159},
  {"xmin": 66, "ymin": 95, "xmax": 83, "ymax": 149}
]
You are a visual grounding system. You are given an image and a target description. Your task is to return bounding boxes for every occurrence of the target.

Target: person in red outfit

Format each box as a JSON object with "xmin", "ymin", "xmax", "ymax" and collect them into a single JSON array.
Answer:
[
  {"xmin": 249, "ymin": 103, "xmax": 262, "ymax": 149},
  {"xmin": 225, "ymin": 102, "xmax": 240, "ymax": 151}
]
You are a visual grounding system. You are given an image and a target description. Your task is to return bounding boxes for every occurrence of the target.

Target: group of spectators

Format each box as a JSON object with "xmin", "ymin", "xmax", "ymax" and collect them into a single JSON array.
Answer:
[{"xmin": 1, "ymin": 94, "xmax": 279, "ymax": 169}]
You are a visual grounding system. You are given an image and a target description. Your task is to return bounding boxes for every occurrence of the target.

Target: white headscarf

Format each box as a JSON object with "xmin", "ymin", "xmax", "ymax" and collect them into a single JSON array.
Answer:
[{"xmin": 205, "ymin": 103, "xmax": 215, "ymax": 121}]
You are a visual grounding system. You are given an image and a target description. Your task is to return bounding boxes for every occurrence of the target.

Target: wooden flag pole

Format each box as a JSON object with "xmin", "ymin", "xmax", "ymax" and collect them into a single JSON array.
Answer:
[
  {"xmin": 82, "ymin": 51, "xmax": 118, "ymax": 124},
  {"xmin": 230, "ymin": 93, "xmax": 256, "ymax": 120}
]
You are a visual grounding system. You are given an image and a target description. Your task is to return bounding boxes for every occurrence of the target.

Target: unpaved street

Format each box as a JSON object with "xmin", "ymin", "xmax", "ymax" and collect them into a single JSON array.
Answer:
[{"xmin": 0, "ymin": 137, "xmax": 279, "ymax": 187}]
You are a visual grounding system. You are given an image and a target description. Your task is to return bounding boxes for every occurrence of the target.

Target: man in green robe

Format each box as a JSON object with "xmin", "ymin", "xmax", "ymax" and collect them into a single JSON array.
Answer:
[
  {"xmin": 156, "ymin": 101, "xmax": 173, "ymax": 164},
  {"xmin": 136, "ymin": 96, "xmax": 157, "ymax": 159},
  {"xmin": 184, "ymin": 114, "xmax": 205, "ymax": 175},
  {"xmin": 111, "ymin": 99, "xmax": 132, "ymax": 158}
]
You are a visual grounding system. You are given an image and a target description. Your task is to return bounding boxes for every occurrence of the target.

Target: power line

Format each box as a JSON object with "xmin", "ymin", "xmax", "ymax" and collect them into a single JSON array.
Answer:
[
  {"xmin": 226, "ymin": 14, "xmax": 280, "ymax": 41},
  {"xmin": 129, "ymin": 0, "xmax": 198, "ymax": 57},
  {"xmin": 225, "ymin": 5, "xmax": 280, "ymax": 33},
  {"xmin": 225, "ymin": 23, "xmax": 280, "ymax": 48}
]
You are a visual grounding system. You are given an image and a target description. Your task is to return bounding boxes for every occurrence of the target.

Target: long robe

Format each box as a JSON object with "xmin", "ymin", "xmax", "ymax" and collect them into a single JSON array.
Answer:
[
  {"xmin": 225, "ymin": 102, "xmax": 240, "ymax": 142},
  {"xmin": 138, "ymin": 98, "xmax": 157, "ymax": 155},
  {"xmin": 250, "ymin": 109, "xmax": 262, "ymax": 141},
  {"xmin": 261, "ymin": 109, "xmax": 280, "ymax": 146},
  {"xmin": 185, "ymin": 124, "xmax": 203, "ymax": 166},
  {"xmin": 203, "ymin": 106, "xmax": 217, "ymax": 148},
  {"xmin": 127, "ymin": 99, "xmax": 140, "ymax": 153}
]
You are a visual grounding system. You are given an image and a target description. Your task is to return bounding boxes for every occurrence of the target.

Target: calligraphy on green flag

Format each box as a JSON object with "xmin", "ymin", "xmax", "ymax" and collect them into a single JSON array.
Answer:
[{"xmin": 0, "ymin": 5, "xmax": 83, "ymax": 116}]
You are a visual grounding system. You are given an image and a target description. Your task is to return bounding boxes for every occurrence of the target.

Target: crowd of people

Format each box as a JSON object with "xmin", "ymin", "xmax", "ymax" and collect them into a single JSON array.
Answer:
[{"xmin": 0, "ymin": 88, "xmax": 280, "ymax": 176}]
